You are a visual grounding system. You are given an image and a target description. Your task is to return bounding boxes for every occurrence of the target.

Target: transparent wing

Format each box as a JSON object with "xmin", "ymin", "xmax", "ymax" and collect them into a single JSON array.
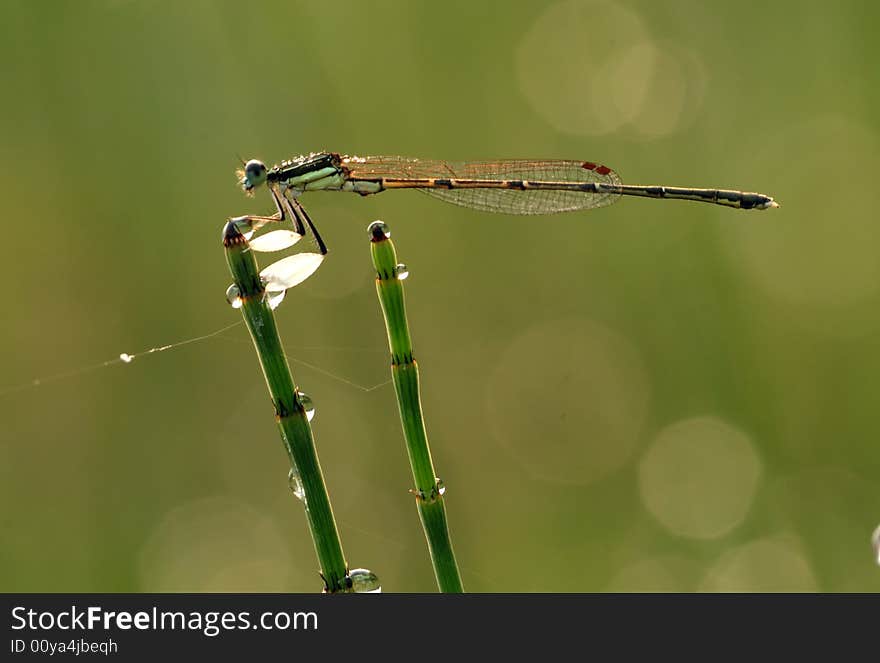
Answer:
[{"xmin": 342, "ymin": 156, "xmax": 623, "ymax": 215}]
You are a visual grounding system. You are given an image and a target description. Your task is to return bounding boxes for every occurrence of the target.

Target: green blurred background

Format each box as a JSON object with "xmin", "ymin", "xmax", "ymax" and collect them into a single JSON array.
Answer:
[{"xmin": 2, "ymin": 0, "xmax": 878, "ymax": 592}]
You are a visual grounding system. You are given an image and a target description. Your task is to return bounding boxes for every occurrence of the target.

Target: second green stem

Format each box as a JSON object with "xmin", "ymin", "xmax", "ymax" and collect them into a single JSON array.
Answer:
[{"xmin": 369, "ymin": 221, "xmax": 463, "ymax": 593}]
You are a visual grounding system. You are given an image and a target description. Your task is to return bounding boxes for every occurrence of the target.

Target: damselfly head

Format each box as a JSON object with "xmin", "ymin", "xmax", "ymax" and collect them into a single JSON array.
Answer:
[{"xmin": 239, "ymin": 159, "xmax": 268, "ymax": 193}]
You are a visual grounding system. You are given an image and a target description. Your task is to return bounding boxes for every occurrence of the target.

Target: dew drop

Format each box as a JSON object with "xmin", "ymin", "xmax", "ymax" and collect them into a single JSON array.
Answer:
[
  {"xmin": 395, "ymin": 263, "xmax": 409, "ymax": 280},
  {"xmin": 872, "ymin": 524, "xmax": 880, "ymax": 566},
  {"xmin": 297, "ymin": 390, "xmax": 316, "ymax": 422},
  {"xmin": 347, "ymin": 568, "xmax": 381, "ymax": 593},
  {"xmin": 435, "ymin": 478, "xmax": 446, "ymax": 496},
  {"xmin": 119, "ymin": 353, "xmax": 133, "ymax": 364},
  {"xmin": 288, "ymin": 467, "xmax": 306, "ymax": 502},
  {"xmin": 368, "ymin": 220, "xmax": 390, "ymax": 240},
  {"xmin": 266, "ymin": 289, "xmax": 285, "ymax": 310},
  {"xmin": 225, "ymin": 283, "xmax": 243, "ymax": 309}
]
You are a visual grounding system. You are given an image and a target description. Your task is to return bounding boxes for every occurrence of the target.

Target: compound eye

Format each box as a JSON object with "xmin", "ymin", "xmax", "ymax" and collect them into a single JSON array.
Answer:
[{"xmin": 245, "ymin": 159, "xmax": 266, "ymax": 177}]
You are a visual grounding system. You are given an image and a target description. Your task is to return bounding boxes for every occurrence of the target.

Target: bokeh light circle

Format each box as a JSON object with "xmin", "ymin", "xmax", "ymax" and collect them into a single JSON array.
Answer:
[
  {"xmin": 699, "ymin": 537, "xmax": 818, "ymax": 592},
  {"xmin": 639, "ymin": 416, "xmax": 762, "ymax": 539},
  {"xmin": 487, "ymin": 318, "xmax": 650, "ymax": 485},
  {"xmin": 721, "ymin": 115, "xmax": 880, "ymax": 313},
  {"xmin": 516, "ymin": 0, "xmax": 703, "ymax": 139},
  {"xmin": 138, "ymin": 496, "xmax": 291, "ymax": 591}
]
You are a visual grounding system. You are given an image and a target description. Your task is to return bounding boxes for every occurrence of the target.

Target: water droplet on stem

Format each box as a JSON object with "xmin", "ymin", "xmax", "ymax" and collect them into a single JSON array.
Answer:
[
  {"xmin": 225, "ymin": 284, "xmax": 242, "ymax": 308},
  {"xmin": 297, "ymin": 390, "xmax": 316, "ymax": 422},
  {"xmin": 288, "ymin": 468, "xmax": 305, "ymax": 502},
  {"xmin": 347, "ymin": 568, "xmax": 381, "ymax": 593},
  {"xmin": 368, "ymin": 220, "xmax": 390, "ymax": 240},
  {"xmin": 872, "ymin": 524, "xmax": 880, "ymax": 566}
]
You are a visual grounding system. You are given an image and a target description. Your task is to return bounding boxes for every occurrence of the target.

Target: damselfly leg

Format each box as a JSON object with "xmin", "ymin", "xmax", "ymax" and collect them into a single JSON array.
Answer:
[
  {"xmin": 282, "ymin": 189, "xmax": 328, "ymax": 256},
  {"xmin": 232, "ymin": 184, "xmax": 291, "ymax": 236},
  {"xmin": 234, "ymin": 178, "xmax": 331, "ymax": 252}
]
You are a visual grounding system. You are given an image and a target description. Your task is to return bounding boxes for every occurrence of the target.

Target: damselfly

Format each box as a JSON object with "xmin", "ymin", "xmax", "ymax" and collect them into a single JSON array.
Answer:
[{"xmin": 235, "ymin": 153, "xmax": 778, "ymax": 254}]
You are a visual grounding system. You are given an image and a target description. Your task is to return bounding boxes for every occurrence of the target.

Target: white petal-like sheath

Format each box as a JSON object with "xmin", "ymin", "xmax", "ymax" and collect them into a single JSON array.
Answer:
[
  {"xmin": 260, "ymin": 253, "xmax": 324, "ymax": 291},
  {"xmin": 266, "ymin": 289, "xmax": 286, "ymax": 310},
  {"xmin": 249, "ymin": 229, "xmax": 302, "ymax": 252}
]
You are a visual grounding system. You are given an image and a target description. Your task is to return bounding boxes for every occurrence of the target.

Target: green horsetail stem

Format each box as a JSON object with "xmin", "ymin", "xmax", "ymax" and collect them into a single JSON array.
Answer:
[
  {"xmin": 222, "ymin": 220, "xmax": 348, "ymax": 593},
  {"xmin": 369, "ymin": 221, "xmax": 464, "ymax": 593}
]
